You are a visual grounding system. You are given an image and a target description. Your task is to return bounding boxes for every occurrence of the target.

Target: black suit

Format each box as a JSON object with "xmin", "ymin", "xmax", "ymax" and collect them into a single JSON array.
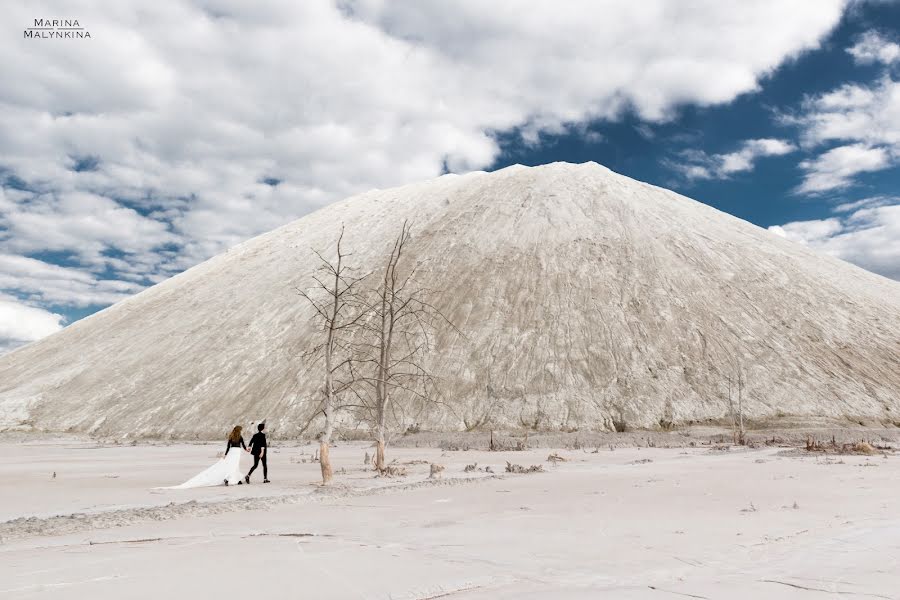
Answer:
[{"xmin": 247, "ymin": 432, "xmax": 267, "ymax": 480}]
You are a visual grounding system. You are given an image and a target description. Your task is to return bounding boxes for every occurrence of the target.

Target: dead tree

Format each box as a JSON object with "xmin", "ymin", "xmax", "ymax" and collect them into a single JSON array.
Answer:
[
  {"xmin": 721, "ymin": 353, "xmax": 746, "ymax": 446},
  {"xmin": 351, "ymin": 221, "xmax": 456, "ymax": 472},
  {"xmin": 297, "ymin": 226, "xmax": 368, "ymax": 484},
  {"xmin": 725, "ymin": 362, "xmax": 746, "ymax": 446}
]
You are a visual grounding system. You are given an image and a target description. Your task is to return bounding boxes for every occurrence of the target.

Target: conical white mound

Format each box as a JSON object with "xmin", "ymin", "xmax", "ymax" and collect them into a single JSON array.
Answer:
[{"xmin": 1, "ymin": 162, "xmax": 898, "ymax": 438}]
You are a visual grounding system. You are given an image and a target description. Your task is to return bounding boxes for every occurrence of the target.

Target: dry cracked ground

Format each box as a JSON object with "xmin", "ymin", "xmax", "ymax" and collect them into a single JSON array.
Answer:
[{"xmin": 2, "ymin": 433, "xmax": 899, "ymax": 599}]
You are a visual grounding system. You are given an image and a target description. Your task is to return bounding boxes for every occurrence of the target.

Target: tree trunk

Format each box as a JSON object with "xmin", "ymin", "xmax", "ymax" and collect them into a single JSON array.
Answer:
[
  {"xmin": 737, "ymin": 372, "xmax": 745, "ymax": 445},
  {"xmin": 374, "ymin": 402, "xmax": 387, "ymax": 472},
  {"xmin": 320, "ymin": 295, "xmax": 335, "ymax": 483},
  {"xmin": 375, "ymin": 439, "xmax": 385, "ymax": 473},
  {"xmin": 319, "ymin": 440, "xmax": 333, "ymax": 485},
  {"xmin": 726, "ymin": 378, "xmax": 738, "ymax": 445}
]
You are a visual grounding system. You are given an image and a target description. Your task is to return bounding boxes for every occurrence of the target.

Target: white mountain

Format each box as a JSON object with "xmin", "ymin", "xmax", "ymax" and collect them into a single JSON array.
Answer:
[{"xmin": 1, "ymin": 162, "xmax": 898, "ymax": 438}]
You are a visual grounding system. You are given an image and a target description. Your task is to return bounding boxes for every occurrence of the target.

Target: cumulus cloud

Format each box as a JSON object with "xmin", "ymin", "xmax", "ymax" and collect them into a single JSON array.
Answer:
[
  {"xmin": 768, "ymin": 219, "xmax": 844, "ymax": 245},
  {"xmin": 796, "ymin": 143, "xmax": 890, "ymax": 193},
  {"xmin": 667, "ymin": 138, "xmax": 796, "ymax": 181},
  {"xmin": 796, "ymin": 77, "xmax": 900, "ymax": 149},
  {"xmin": 0, "ymin": 189, "xmax": 180, "ymax": 277},
  {"xmin": 769, "ymin": 197, "xmax": 900, "ymax": 280},
  {"xmin": 0, "ymin": 295, "xmax": 65, "ymax": 353},
  {"xmin": 789, "ymin": 70, "xmax": 900, "ymax": 193},
  {"xmin": 0, "ymin": 0, "xmax": 848, "ymax": 349},
  {"xmin": 0, "ymin": 254, "xmax": 143, "ymax": 307},
  {"xmin": 847, "ymin": 30, "xmax": 900, "ymax": 65}
]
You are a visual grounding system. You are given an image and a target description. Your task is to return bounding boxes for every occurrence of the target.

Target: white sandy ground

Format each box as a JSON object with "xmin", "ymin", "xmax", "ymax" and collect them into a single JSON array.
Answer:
[{"xmin": 1, "ymin": 439, "xmax": 899, "ymax": 599}]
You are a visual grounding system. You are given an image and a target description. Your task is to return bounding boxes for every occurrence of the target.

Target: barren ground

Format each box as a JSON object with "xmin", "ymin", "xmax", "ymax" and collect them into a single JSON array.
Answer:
[{"xmin": 2, "ymin": 432, "xmax": 899, "ymax": 599}]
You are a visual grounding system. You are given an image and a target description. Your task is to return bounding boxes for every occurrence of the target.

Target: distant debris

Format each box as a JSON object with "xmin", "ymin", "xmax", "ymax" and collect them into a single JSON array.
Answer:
[
  {"xmin": 465, "ymin": 463, "xmax": 495, "ymax": 474},
  {"xmin": 851, "ymin": 441, "xmax": 876, "ymax": 455},
  {"xmin": 505, "ymin": 462, "xmax": 543, "ymax": 474},
  {"xmin": 377, "ymin": 465, "xmax": 407, "ymax": 478},
  {"xmin": 805, "ymin": 437, "xmax": 887, "ymax": 456}
]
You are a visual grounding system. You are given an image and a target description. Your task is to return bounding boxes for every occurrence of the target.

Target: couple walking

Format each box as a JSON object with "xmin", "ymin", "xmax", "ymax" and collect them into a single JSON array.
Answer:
[
  {"xmin": 225, "ymin": 423, "xmax": 270, "ymax": 485},
  {"xmin": 165, "ymin": 422, "xmax": 270, "ymax": 489}
]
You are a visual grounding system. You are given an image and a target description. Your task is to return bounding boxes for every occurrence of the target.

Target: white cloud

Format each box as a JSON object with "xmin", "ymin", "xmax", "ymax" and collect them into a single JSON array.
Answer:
[
  {"xmin": 719, "ymin": 139, "xmax": 797, "ymax": 174},
  {"xmin": 0, "ymin": 254, "xmax": 143, "ymax": 307},
  {"xmin": 768, "ymin": 219, "xmax": 844, "ymax": 244},
  {"xmin": 833, "ymin": 194, "xmax": 894, "ymax": 212},
  {"xmin": 0, "ymin": 296, "xmax": 64, "ymax": 353},
  {"xmin": 668, "ymin": 138, "xmax": 796, "ymax": 181},
  {"xmin": 0, "ymin": 0, "xmax": 848, "ymax": 348},
  {"xmin": 0, "ymin": 189, "xmax": 180, "ymax": 276},
  {"xmin": 769, "ymin": 199, "xmax": 900, "ymax": 280},
  {"xmin": 790, "ymin": 74, "xmax": 900, "ymax": 193},
  {"xmin": 847, "ymin": 30, "xmax": 900, "ymax": 65},
  {"xmin": 797, "ymin": 77, "xmax": 900, "ymax": 149},
  {"xmin": 796, "ymin": 143, "xmax": 890, "ymax": 193}
]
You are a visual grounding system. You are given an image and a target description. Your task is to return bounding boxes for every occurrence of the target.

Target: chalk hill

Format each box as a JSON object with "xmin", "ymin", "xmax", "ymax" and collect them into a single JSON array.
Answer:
[{"xmin": 1, "ymin": 163, "xmax": 898, "ymax": 438}]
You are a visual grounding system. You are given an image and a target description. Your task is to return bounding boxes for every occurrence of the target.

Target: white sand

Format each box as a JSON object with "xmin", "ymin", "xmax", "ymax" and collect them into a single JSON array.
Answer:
[{"xmin": 2, "ymin": 440, "xmax": 898, "ymax": 599}]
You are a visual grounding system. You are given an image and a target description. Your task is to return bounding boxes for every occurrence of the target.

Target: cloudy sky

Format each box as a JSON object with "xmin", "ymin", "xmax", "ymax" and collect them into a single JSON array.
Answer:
[{"xmin": 1, "ymin": 0, "xmax": 899, "ymax": 353}]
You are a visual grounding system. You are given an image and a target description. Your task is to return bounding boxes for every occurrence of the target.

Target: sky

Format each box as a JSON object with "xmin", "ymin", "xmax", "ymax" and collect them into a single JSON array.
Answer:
[{"xmin": 1, "ymin": 0, "xmax": 899, "ymax": 354}]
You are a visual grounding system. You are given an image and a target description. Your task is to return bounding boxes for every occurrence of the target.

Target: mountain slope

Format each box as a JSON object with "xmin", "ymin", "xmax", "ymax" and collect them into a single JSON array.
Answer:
[{"xmin": 1, "ymin": 162, "xmax": 898, "ymax": 438}]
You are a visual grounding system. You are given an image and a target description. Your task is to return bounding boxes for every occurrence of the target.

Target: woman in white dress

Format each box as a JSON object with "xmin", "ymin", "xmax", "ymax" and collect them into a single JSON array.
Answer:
[{"xmin": 166, "ymin": 426, "xmax": 250, "ymax": 489}]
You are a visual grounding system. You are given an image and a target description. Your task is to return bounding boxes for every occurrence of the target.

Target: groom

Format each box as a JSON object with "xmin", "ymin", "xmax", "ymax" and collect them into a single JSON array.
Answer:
[{"xmin": 245, "ymin": 422, "xmax": 270, "ymax": 483}]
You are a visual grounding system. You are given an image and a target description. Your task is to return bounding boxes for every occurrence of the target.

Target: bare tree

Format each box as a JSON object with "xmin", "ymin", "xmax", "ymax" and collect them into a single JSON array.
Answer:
[
  {"xmin": 297, "ymin": 226, "xmax": 368, "ymax": 484},
  {"xmin": 351, "ymin": 221, "xmax": 456, "ymax": 472},
  {"xmin": 716, "ymin": 343, "xmax": 746, "ymax": 446},
  {"xmin": 725, "ymin": 366, "xmax": 745, "ymax": 445}
]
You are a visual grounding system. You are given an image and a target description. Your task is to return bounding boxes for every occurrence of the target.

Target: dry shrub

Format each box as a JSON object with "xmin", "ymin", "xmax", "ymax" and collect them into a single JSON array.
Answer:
[
  {"xmin": 463, "ymin": 463, "xmax": 494, "ymax": 474},
  {"xmin": 805, "ymin": 437, "xmax": 824, "ymax": 452},
  {"xmin": 506, "ymin": 462, "xmax": 543, "ymax": 474},
  {"xmin": 489, "ymin": 438, "xmax": 528, "ymax": 452},
  {"xmin": 440, "ymin": 441, "xmax": 470, "ymax": 451},
  {"xmin": 377, "ymin": 465, "xmax": 407, "ymax": 477},
  {"xmin": 429, "ymin": 463, "xmax": 445, "ymax": 479},
  {"xmin": 807, "ymin": 437, "xmax": 883, "ymax": 456},
  {"xmin": 851, "ymin": 441, "xmax": 876, "ymax": 455}
]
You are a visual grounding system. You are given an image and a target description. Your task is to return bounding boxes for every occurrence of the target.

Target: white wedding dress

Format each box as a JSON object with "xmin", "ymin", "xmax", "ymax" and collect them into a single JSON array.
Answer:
[{"xmin": 165, "ymin": 446, "xmax": 251, "ymax": 489}]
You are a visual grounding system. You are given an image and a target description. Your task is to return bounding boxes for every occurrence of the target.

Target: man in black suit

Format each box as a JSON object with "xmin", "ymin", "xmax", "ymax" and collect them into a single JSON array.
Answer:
[{"xmin": 245, "ymin": 422, "xmax": 269, "ymax": 483}]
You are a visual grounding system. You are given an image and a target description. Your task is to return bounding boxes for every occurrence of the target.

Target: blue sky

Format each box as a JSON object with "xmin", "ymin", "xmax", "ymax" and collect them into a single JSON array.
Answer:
[{"xmin": 0, "ymin": 1, "xmax": 898, "ymax": 353}]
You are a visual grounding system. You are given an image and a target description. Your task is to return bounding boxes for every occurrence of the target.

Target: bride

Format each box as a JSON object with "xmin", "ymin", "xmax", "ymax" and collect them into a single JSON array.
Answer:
[{"xmin": 166, "ymin": 426, "xmax": 251, "ymax": 489}]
